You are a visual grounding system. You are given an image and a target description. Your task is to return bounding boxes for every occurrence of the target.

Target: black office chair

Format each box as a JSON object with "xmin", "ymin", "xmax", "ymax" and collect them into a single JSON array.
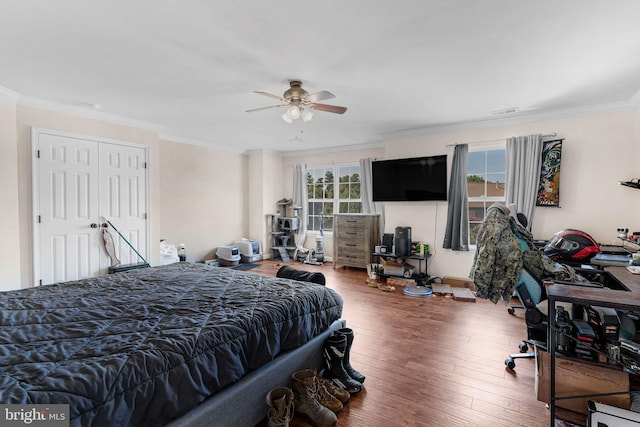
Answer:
[
  {"xmin": 504, "ymin": 266, "xmax": 604, "ymax": 369},
  {"xmin": 470, "ymin": 203, "xmax": 603, "ymax": 369},
  {"xmin": 504, "ymin": 243, "xmax": 551, "ymax": 369}
]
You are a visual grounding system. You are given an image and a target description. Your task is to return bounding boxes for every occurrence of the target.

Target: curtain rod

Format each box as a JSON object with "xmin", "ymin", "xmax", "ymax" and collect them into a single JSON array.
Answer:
[{"xmin": 445, "ymin": 133, "xmax": 558, "ymax": 147}]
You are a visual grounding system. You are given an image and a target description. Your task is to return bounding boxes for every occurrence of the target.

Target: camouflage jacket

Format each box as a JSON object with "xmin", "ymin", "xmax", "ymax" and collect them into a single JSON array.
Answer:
[
  {"xmin": 471, "ymin": 205, "xmax": 587, "ymax": 304},
  {"xmin": 470, "ymin": 205, "xmax": 523, "ymax": 304}
]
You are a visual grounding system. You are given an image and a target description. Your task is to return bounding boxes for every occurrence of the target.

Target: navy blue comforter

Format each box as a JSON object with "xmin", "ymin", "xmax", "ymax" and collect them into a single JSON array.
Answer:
[{"xmin": 0, "ymin": 263, "xmax": 343, "ymax": 426}]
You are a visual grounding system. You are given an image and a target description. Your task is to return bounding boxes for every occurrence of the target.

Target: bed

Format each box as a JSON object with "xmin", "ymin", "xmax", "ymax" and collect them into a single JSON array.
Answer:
[{"xmin": 0, "ymin": 262, "xmax": 344, "ymax": 427}]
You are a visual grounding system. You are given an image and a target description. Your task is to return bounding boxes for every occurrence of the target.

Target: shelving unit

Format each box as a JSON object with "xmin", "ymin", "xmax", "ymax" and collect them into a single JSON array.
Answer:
[
  {"xmin": 373, "ymin": 252, "xmax": 432, "ymax": 285},
  {"xmin": 267, "ymin": 199, "xmax": 299, "ymax": 261},
  {"xmin": 546, "ymin": 283, "xmax": 640, "ymax": 426}
]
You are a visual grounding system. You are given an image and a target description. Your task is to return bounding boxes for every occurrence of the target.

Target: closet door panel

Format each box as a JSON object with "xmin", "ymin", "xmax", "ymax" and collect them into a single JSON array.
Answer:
[{"xmin": 99, "ymin": 143, "xmax": 148, "ymax": 267}]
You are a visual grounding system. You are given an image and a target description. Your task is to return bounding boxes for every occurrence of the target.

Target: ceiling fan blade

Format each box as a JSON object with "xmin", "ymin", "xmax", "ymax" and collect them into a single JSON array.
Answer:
[
  {"xmin": 306, "ymin": 90, "xmax": 335, "ymax": 103},
  {"xmin": 310, "ymin": 103, "xmax": 347, "ymax": 114},
  {"xmin": 253, "ymin": 90, "xmax": 284, "ymax": 101},
  {"xmin": 246, "ymin": 104, "xmax": 287, "ymax": 112}
]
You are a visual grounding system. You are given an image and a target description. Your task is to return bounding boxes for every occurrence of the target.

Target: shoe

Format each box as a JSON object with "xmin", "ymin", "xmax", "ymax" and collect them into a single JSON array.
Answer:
[
  {"xmin": 323, "ymin": 335, "xmax": 362, "ymax": 394},
  {"xmin": 317, "ymin": 375, "xmax": 350, "ymax": 404},
  {"xmin": 291, "ymin": 369, "xmax": 338, "ymax": 426},
  {"xmin": 335, "ymin": 328, "xmax": 366, "ymax": 384},
  {"xmin": 266, "ymin": 387, "xmax": 294, "ymax": 427}
]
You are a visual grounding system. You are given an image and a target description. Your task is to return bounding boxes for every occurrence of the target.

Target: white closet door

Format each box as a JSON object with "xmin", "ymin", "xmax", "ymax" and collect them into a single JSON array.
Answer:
[
  {"xmin": 37, "ymin": 133, "xmax": 101, "ymax": 285},
  {"xmin": 99, "ymin": 143, "xmax": 148, "ymax": 267},
  {"xmin": 34, "ymin": 130, "xmax": 149, "ymax": 286}
]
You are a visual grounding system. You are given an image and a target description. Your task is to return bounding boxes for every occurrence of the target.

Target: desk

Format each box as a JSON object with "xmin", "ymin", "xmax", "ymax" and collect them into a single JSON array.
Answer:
[
  {"xmin": 605, "ymin": 266, "xmax": 640, "ymax": 293},
  {"xmin": 546, "ymin": 275, "xmax": 640, "ymax": 426}
]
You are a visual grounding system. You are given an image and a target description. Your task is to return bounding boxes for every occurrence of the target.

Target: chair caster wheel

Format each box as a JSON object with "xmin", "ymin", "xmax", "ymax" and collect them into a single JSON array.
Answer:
[
  {"xmin": 519, "ymin": 342, "xmax": 529, "ymax": 353},
  {"xmin": 505, "ymin": 358, "xmax": 516, "ymax": 370},
  {"xmin": 507, "ymin": 307, "xmax": 515, "ymax": 315}
]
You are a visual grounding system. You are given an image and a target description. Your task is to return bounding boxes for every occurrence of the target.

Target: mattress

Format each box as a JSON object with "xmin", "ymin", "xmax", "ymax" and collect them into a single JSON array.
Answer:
[{"xmin": 0, "ymin": 263, "xmax": 343, "ymax": 426}]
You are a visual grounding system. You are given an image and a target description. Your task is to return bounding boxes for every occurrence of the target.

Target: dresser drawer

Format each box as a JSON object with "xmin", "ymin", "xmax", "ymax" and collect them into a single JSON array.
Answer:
[
  {"xmin": 338, "ymin": 227, "xmax": 368, "ymax": 241},
  {"xmin": 337, "ymin": 238, "xmax": 366, "ymax": 253},
  {"xmin": 335, "ymin": 253, "xmax": 366, "ymax": 266},
  {"xmin": 334, "ymin": 215, "xmax": 367, "ymax": 229}
]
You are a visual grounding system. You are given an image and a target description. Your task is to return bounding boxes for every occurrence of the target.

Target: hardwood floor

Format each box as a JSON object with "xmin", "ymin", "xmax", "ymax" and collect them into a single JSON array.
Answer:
[{"xmin": 251, "ymin": 260, "xmax": 550, "ymax": 427}]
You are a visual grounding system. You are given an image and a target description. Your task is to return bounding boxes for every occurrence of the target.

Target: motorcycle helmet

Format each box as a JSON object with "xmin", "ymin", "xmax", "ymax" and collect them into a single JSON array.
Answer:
[{"xmin": 543, "ymin": 229, "xmax": 601, "ymax": 262}]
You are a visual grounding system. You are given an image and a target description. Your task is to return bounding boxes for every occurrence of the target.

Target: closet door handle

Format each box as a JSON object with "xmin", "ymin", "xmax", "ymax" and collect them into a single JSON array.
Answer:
[{"xmin": 90, "ymin": 223, "xmax": 98, "ymax": 228}]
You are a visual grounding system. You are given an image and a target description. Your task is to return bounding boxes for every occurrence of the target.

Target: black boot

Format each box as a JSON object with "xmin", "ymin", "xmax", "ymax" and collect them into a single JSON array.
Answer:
[
  {"xmin": 335, "ymin": 328, "xmax": 366, "ymax": 384},
  {"xmin": 323, "ymin": 335, "xmax": 362, "ymax": 394}
]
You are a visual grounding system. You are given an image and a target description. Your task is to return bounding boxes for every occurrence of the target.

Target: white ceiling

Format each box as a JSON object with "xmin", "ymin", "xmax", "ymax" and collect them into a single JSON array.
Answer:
[{"xmin": 2, "ymin": 1, "xmax": 640, "ymax": 154}]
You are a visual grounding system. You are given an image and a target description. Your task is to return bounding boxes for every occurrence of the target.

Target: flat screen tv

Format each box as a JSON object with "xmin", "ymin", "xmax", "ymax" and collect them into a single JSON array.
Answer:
[{"xmin": 372, "ymin": 155, "xmax": 448, "ymax": 201}]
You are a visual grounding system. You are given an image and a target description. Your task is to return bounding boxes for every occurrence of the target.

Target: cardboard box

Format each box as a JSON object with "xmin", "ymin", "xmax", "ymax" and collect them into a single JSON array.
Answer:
[
  {"xmin": 442, "ymin": 276, "xmax": 475, "ymax": 291},
  {"xmin": 382, "ymin": 261, "xmax": 404, "ymax": 276},
  {"xmin": 451, "ymin": 287, "xmax": 476, "ymax": 302},
  {"xmin": 536, "ymin": 350, "xmax": 630, "ymax": 415}
]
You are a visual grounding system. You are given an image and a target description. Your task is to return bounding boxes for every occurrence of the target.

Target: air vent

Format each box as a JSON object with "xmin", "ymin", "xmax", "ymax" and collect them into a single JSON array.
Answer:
[{"xmin": 491, "ymin": 107, "xmax": 519, "ymax": 116}]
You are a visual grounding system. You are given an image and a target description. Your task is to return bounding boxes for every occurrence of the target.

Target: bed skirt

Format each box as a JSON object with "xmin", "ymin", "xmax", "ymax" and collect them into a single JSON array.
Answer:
[{"xmin": 165, "ymin": 318, "xmax": 345, "ymax": 427}]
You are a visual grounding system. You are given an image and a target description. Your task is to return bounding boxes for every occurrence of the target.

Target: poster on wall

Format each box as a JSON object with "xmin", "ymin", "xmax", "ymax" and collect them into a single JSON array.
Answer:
[{"xmin": 536, "ymin": 139, "xmax": 563, "ymax": 207}]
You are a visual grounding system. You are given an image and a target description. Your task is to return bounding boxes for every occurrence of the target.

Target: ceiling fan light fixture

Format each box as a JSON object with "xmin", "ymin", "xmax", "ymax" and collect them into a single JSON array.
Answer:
[
  {"xmin": 251, "ymin": 80, "xmax": 346, "ymax": 123},
  {"xmin": 281, "ymin": 112, "xmax": 293, "ymax": 123},
  {"xmin": 300, "ymin": 108, "xmax": 313, "ymax": 122},
  {"xmin": 287, "ymin": 105, "xmax": 301, "ymax": 120}
]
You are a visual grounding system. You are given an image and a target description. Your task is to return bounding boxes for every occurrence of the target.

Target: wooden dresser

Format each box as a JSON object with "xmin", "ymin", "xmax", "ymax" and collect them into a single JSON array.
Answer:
[{"xmin": 333, "ymin": 214, "xmax": 380, "ymax": 269}]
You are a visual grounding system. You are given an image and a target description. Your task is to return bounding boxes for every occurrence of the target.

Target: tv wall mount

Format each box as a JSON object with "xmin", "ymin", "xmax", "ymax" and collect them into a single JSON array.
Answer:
[{"xmin": 619, "ymin": 178, "xmax": 640, "ymax": 189}]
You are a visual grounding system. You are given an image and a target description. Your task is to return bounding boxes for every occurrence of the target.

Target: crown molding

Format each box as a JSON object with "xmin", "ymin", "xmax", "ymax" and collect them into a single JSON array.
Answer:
[
  {"xmin": 17, "ymin": 96, "xmax": 162, "ymax": 132},
  {"xmin": 160, "ymin": 133, "xmax": 247, "ymax": 154},
  {"xmin": 382, "ymin": 95, "xmax": 640, "ymax": 140},
  {"xmin": 0, "ymin": 85, "xmax": 21, "ymax": 102},
  {"xmin": 245, "ymin": 148, "xmax": 282, "ymax": 157},
  {"xmin": 279, "ymin": 140, "xmax": 385, "ymax": 158}
]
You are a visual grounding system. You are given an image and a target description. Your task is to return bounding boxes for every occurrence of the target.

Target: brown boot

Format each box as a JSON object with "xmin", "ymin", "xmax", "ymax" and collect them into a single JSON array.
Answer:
[
  {"xmin": 317, "ymin": 375, "xmax": 350, "ymax": 404},
  {"xmin": 298, "ymin": 369, "xmax": 343, "ymax": 413},
  {"xmin": 266, "ymin": 387, "xmax": 294, "ymax": 427},
  {"xmin": 291, "ymin": 370, "xmax": 338, "ymax": 427}
]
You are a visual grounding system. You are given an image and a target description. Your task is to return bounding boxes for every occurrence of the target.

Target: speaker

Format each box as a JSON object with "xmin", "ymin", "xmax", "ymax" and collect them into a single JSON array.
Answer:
[
  {"xmin": 394, "ymin": 226, "xmax": 412, "ymax": 257},
  {"xmin": 382, "ymin": 233, "xmax": 394, "ymax": 250}
]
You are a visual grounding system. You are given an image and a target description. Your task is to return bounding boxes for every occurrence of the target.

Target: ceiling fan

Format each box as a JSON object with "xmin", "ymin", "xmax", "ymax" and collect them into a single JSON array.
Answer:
[{"xmin": 246, "ymin": 80, "xmax": 347, "ymax": 123}]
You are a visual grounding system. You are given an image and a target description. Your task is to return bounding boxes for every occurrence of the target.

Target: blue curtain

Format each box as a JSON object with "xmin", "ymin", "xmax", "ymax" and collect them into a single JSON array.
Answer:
[{"xmin": 443, "ymin": 144, "xmax": 469, "ymax": 251}]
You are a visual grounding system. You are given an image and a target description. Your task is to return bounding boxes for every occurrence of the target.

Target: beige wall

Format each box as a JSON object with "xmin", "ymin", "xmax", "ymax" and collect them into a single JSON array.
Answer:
[
  {"xmin": 248, "ymin": 151, "xmax": 284, "ymax": 257},
  {"xmin": 0, "ymin": 97, "xmax": 21, "ymax": 290},
  {"xmin": 284, "ymin": 109, "xmax": 640, "ymax": 279},
  {"xmin": 158, "ymin": 139, "xmax": 247, "ymax": 261}
]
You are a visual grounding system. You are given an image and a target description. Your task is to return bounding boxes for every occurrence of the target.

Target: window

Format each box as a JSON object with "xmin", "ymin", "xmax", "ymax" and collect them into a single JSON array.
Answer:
[
  {"xmin": 307, "ymin": 164, "xmax": 361, "ymax": 232},
  {"xmin": 467, "ymin": 147, "xmax": 506, "ymax": 245}
]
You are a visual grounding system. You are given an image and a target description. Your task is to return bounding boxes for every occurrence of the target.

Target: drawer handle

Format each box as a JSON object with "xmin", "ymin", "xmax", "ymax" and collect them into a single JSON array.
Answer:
[
  {"xmin": 346, "ymin": 232, "xmax": 357, "ymax": 235},
  {"xmin": 346, "ymin": 243, "xmax": 357, "ymax": 247}
]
